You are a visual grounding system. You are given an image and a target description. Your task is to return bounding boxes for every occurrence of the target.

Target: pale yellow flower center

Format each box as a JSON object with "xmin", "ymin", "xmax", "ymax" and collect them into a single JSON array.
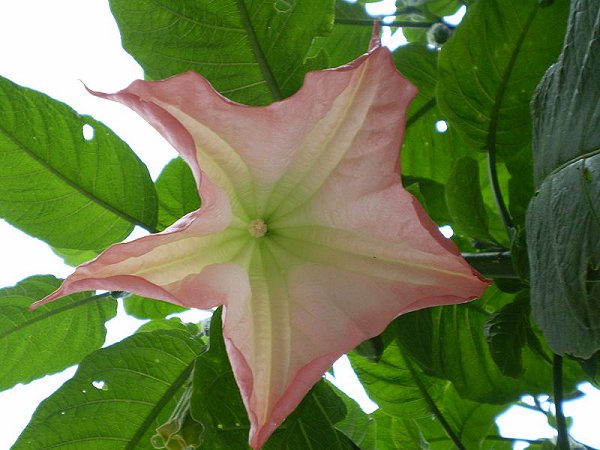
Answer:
[{"xmin": 248, "ymin": 219, "xmax": 267, "ymax": 238}]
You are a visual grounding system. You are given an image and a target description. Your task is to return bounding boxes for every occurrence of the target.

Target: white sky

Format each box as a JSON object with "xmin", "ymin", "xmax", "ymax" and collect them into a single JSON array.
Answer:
[{"xmin": 0, "ymin": 1, "xmax": 598, "ymax": 449}]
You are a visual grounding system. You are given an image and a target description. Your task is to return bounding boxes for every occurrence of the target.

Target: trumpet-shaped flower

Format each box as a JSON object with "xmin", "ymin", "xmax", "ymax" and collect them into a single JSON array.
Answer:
[{"xmin": 34, "ymin": 37, "xmax": 488, "ymax": 448}]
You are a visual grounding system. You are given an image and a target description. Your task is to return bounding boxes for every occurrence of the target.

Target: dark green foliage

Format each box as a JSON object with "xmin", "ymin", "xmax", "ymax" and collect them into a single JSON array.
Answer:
[{"xmin": 527, "ymin": 0, "xmax": 600, "ymax": 358}]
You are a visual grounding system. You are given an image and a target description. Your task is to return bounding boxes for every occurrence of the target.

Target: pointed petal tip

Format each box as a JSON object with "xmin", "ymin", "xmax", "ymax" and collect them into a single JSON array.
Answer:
[{"xmin": 29, "ymin": 290, "xmax": 63, "ymax": 311}]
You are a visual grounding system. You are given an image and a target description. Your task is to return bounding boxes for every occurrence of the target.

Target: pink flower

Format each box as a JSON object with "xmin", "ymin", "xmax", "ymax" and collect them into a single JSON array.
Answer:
[{"xmin": 34, "ymin": 37, "xmax": 488, "ymax": 449}]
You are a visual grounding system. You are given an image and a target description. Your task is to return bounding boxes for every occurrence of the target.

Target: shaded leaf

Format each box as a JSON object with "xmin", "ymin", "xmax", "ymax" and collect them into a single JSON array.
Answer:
[
  {"xmin": 349, "ymin": 334, "xmax": 444, "ymax": 419},
  {"xmin": 0, "ymin": 76, "xmax": 158, "ymax": 249},
  {"xmin": 483, "ymin": 290, "xmax": 530, "ymax": 378},
  {"xmin": 393, "ymin": 285, "xmax": 572, "ymax": 404},
  {"xmin": 0, "ymin": 276, "xmax": 116, "ymax": 392},
  {"xmin": 155, "ymin": 158, "xmax": 200, "ymax": 231},
  {"xmin": 527, "ymin": 0, "xmax": 600, "ymax": 357},
  {"xmin": 335, "ymin": 372, "xmax": 511, "ymax": 449},
  {"xmin": 109, "ymin": 0, "xmax": 335, "ymax": 105},
  {"xmin": 437, "ymin": 0, "xmax": 569, "ymax": 159},
  {"xmin": 394, "ymin": 44, "xmax": 471, "ymax": 184},
  {"xmin": 13, "ymin": 329, "xmax": 204, "ymax": 450},
  {"xmin": 445, "ymin": 156, "xmax": 494, "ymax": 242}
]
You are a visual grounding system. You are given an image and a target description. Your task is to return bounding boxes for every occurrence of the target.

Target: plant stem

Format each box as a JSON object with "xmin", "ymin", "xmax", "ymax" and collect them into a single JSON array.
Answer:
[
  {"xmin": 487, "ymin": 150, "xmax": 514, "ymax": 241},
  {"xmin": 553, "ymin": 354, "xmax": 570, "ymax": 450},
  {"xmin": 404, "ymin": 357, "xmax": 467, "ymax": 450}
]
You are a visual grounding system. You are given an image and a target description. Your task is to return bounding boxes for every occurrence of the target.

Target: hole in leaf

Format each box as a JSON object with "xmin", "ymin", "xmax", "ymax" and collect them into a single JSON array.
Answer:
[
  {"xmin": 435, "ymin": 120, "xmax": 448, "ymax": 133},
  {"xmin": 439, "ymin": 225, "xmax": 454, "ymax": 238},
  {"xmin": 82, "ymin": 124, "xmax": 95, "ymax": 141},
  {"xmin": 92, "ymin": 380, "xmax": 108, "ymax": 391}
]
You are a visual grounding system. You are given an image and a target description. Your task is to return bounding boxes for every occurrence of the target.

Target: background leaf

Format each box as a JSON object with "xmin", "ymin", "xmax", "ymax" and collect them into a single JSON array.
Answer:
[
  {"xmin": 0, "ymin": 76, "xmax": 157, "ymax": 250},
  {"xmin": 526, "ymin": 0, "xmax": 600, "ymax": 358},
  {"xmin": 393, "ymin": 286, "xmax": 578, "ymax": 404},
  {"xmin": 0, "ymin": 276, "xmax": 116, "ymax": 392},
  {"xmin": 123, "ymin": 293, "xmax": 187, "ymax": 320},
  {"xmin": 445, "ymin": 156, "xmax": 495, "ymax": 243},
  {"xmin": 13, "ymin": 329, "xmax": 203, "ymax": 450},
  {"xmin": 155, "ymin": 157, "xmax": 200, "ymax": 231},
  {"xmin": 109, "ymin": 0, "xmax": 335, "ymax": 105},
  {"xmin": 437, "ymin": 0, "xmax": 569, "ymax": 159}
]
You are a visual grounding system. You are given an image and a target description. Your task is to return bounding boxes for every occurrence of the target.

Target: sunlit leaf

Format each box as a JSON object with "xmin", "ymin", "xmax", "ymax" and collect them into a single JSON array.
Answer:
[
  {"xmin": 0, "ymin": 77, "xmax": 157, "ymax": 249},
  {"xmin": 0, "ymin": 276, "xmax": 116, "ymax": 392}
]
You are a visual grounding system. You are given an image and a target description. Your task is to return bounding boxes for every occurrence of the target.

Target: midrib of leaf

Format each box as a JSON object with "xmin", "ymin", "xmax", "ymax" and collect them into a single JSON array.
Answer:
[
  {"xmin": 0, "ymin": 293, "xmax": 110, "ymax": 341},
  {"xmin": 125, "ymin": 359, "xmax": 195, "ymax": 449},
  {"xmin": 235, "ymin": 0, "xmax": 283, "ymax": 101},
  {"xmin": 0, "ymin": 123, "xmax": 158, "ymax": 233},
  {"xmin": 406, "ymin": 98, "xmax": 436, "ymax": 129},
  {"xmin": 486, "ymin": 3, "xmax": 538, "ymax": 154},
  {"xmin": 544, "ymin": 146, "xmax": 600, "ymax": 180},
  {"xmin": 403, "ymin": 354, "xmax": 466, "ymax": 450}
]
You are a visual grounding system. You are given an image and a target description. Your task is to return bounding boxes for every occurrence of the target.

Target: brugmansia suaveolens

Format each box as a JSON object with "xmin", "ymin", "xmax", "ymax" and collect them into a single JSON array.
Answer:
[{"xmin": 34, "ymin": 36, "xmax": 489, "ymax": 449}]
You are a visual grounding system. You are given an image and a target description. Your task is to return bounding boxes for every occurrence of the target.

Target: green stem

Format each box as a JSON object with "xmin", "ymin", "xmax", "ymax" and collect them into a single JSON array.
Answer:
[
  {"xmin": 553, "ymin": 354, "xmax": 570, "ymax": 450},
  {"xmin": 487, "ymin": 150, "xmax": 514, "ymax": 240},
  {"xmin": 404, "ymin": 357, "xmax": 467, "ymax": 450}
]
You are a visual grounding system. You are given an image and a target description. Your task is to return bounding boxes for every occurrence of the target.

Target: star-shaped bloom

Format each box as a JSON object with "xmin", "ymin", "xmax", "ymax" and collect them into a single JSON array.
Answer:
[{"xmin": 35, "ymin": 38, "xmax": 488, "ymax": 448}]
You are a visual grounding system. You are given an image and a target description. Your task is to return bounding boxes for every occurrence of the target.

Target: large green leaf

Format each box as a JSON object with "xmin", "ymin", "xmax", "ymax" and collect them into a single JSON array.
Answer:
[
  {"xmin": 109, "ymin": 0, "xmax": 335, "ymax": 105},
  {"xmin": 155, "ymin": 157, "xmax": 200, "ymax": 231},
  {"xmin": 527, "ymin": 0, "xmax": 600, "ymax": 358},
  {"xmin": 336, "ymin": 373, "xmax": 510, "ymax": 449},
  {"xmin": 437, "ymin": 0, "xmax": 569, "ymax": 159},
  {"xmin": 0, "ymin": 77, "xmax": 158, "ymax": 250},
  {"xmin": 349, "ymin": 333, "xmax": 444, "ymax": 419},
  {"xmin": 13, "ymin": 329, "xmax": 203, "ymax": 450},
  {"xmin": 393, "ymin": 286, "xmax": 573, "ymax": 404},
  {"xmin": 0, "ymin": 276, "xmax": 116, "ymax": 392}
]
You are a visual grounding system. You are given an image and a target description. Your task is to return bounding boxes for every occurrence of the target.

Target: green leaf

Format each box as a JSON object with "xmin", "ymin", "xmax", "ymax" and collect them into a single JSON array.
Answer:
[
  {"xmin": 526, "ymin": 0, "xmax": 600, "ymax": 358},
  {"xmin": 265, "ymin": 382, "xmax": 354, "ymax": 449},
  {"xmin": 393, "ymin": 285, "xmax": 568, "ymax": 404},
  {"xmin": 349, "ymin": 334, "xmax": 444, "ymax": 419},
  {"xmin": 335, "ymin": 374, "xmax": 511, "ymax": 449},
  {"xmin": 51, "ymin": 246, "xmax": 100, "ymax": 267},
  {"xmin": 0, "ymin": 276, "xmax": 116, "ymax": 392},
  {"xmin": 155, "ymin": 157, "xmax": 200, "ymax": 231},
  {"xmin": 394, "ymin": 44, "xmax": 472, "ymax": 185},
  {"xmin": 483, "ymin": 291, "xmax": 530, "ymax": 378},
  {"xmin": 404, "ymin": 176, "xmax": 452, "ymax": 226},
  {"xmin": 109, "ymin": 0, "xmax": 335, "ymax": 105},
  {"xmin": 308, "ymin": 1, "xmax": 372, "ymax": 68},
  {"xmin": 14, "ymin": 329, "xmax": 203, "ymax": 450},
  {"xmin": 437, "ymin": 0, "xmax": 569, "ymax": 159},
  {"xmin": 124, "ymin": 293, "xmax": 187, "ymax": 320},
  {"xmin": 445, "ymin": 156, "xmax": 494, "ymax": 242},
  {"xmin": 0, "ymin": 76, "xmax": 158, "ymax": 249}
]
